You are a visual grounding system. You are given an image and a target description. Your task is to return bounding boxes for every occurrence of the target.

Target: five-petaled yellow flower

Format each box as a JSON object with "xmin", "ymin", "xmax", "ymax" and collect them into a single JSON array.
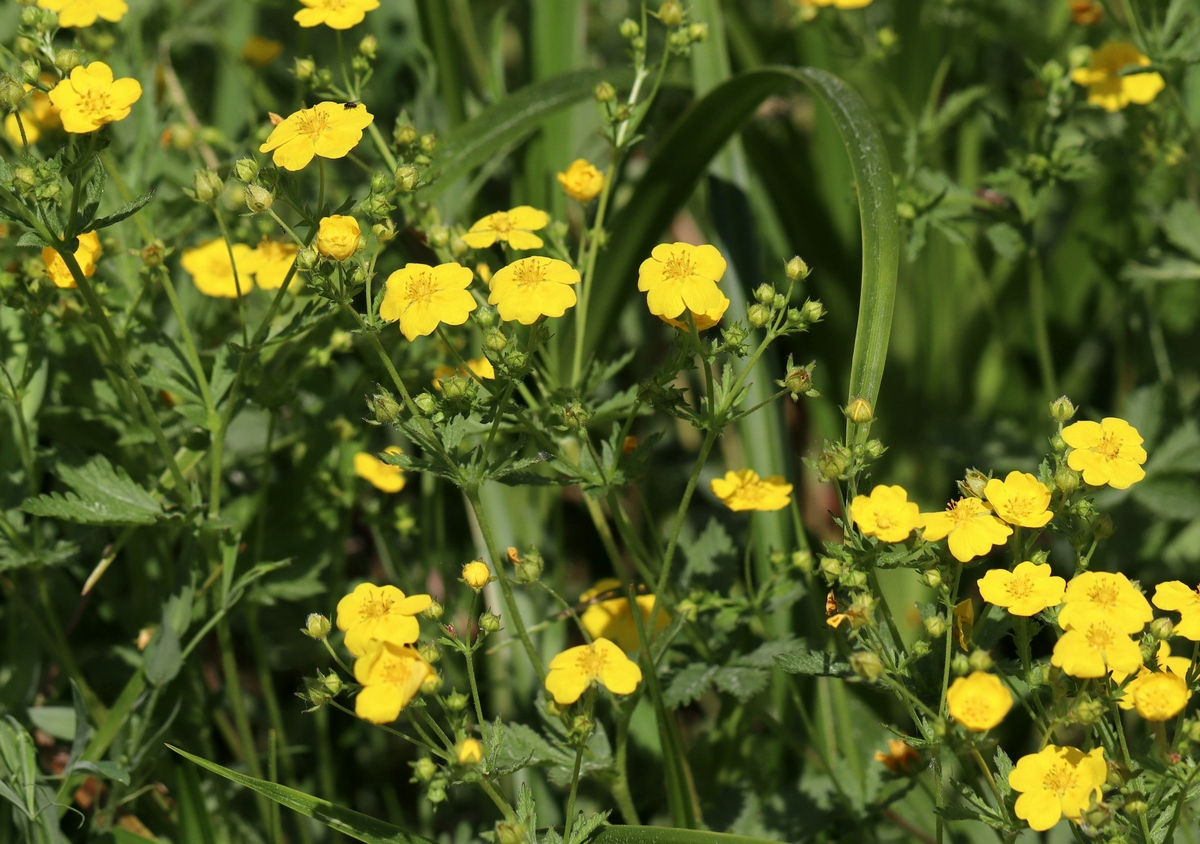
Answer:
[
  {"xmin": 462, "ymin": 561, "xmax": 491, "ymax": 590},
  {"xmin": 1008, "ymin": 745, "xmax": 1106, "ymax": 832},
  {"xmin": 462, "ymin": 207, "xmax": 549, "ymax": 250},
  {"xmin": 710, "ymin": 469, "xmax": 793, "ymax": 512},
  {"xmin": 545, "ymin": 638, "xmax": 643, "ymax": 705},
  {"xmin": 37, "ymin": 0, "xmax": 127, "ymax": 28},
  {"xmin": 977, "ymin": 561, "xmax": 1065, "ymax": 617},
  {"xmin": 354, "ymin": 446, "xmax": 405, "ymax": 493},
  {"xmin": 260, "ymin": 102, "xmax": 374, "ymax": 171},
  {"xmin": 181, "ymin": 239, "xmax": 264, "ymax": 299},
  {"xmin": 984, "ymin": 471, "xmax": 1053, "ymax": 528},
  {"xmin": 294, "ymin": 0, "xmax": 380, "ymax": 29},
  {"xmin": 353, "ymin": 640, "xmax": 435, "ymax": 724},
  {"xmin": 946, "ymin": 671, "xmax": 1012, "ymax": 732},
  {"xmin": 1057, "ymin": 571, "xmax": 1152, "ymax": 634},
  {"xmin": 336, "ymin": 582, "xmax": 432, "ymax": 657},
  {"xmin": 638, "ymin": 243, "xmax": 728, "ymax": 328},
  {"xmin": 849, "ymin": 485, "xmax": 920, "ymax": 543},
  {"xmin": 1153, "ymin": 581, "xmax": 1200, "ymax": 640},
  {"xmin": 919, "ymin": 497, "xmax": 1012, "ymax": 563},
  {"xmin": 380, "ymin": 263, "xmax": 477, "ymax": 340},
  {"xmin": 41, "ymin": 231, "xmax": 101, "ymax": 289},
  {"xmin": 487, "ymin": 257, "xmax": 580, "ymax": 324},
  {"xmin": 253, "ymin": 240, "xmax": 299, "ymax": 290},
  {"xmin": 48, "ymin": 62, "xmax": 142, "ymax": 134},
  {"xmin": 1062, "ymin": 417, "xmax": 1146, "ymax": 489},
  {"xmin": 579, "ymin": 579, "xmax": 668, "ymax": 654},
  {"xmin": 316, "ymin": 215, "xmax": 361, "ymax": 261},
  {"xmin": 5, "ymin": 81, "xmax": 59, "ymax": 146},
  {"xmin": 557, "ymin": 159, "xmax": 605, "ymax": 202},
  {"xmin": 1132, "ymin": 671, "xmax": 1191, "ymax": 721},
  {"xmin": 1051, "ymin": 616, "xmax": 1141, "ymax": 678},
  {"xmin": 1070, "ymin": 42, "xmax": 1164, "ymax": 112}
]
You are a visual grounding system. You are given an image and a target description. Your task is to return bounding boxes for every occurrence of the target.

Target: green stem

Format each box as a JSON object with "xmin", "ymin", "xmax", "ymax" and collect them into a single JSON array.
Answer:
[
  {"xmin": 563, "ymin": 745, "xmax": 586, "ymax": 842},
  {"xmin": 212, "ymin": 207, "xmax": 250, "ymax": 348},
  {"xmin": 1027, "ymin": 248, "xmax": 1056, "ymax": 399},
  {"xmin": 218, "ymin": 619, "xmax": 273, "ymax": 830},
  {"xmin": 1111, "ymin": 702, "xmax": 1154, "ymax": 844}
]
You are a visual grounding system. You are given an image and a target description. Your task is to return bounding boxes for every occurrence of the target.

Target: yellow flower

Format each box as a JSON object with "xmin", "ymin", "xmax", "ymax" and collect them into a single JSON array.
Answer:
[
  {"xmin": 579, "ymin": 579, "xmax": 669, "ymax": 654},
  {"xmin": 660, "ymin": 293, "xmax": 730, "ymax": 332},
  {"xmin": 946, "ymin": 671, "xmax": 1012, "ymax": 732},
  {"xmin": 1070, "ymin": 42, "xmax": 1164, "ymax": 112},
  {"xmin": 354, "ymin": 446, "xmax": 405, "ymax": 493},
  {"xmin": 41, "ymin": 231, "xmax": 101, "ymax": 289},
  {"xmin": 637, "ymin": 243, "xmax": 727, "ymax": 325},
  {"xmin": 710, "ymin": 469, "xmax": 793, "ymax": 512},
  {"xmin": 37, "ymin": 0, "xmax": 127, "ymax": 27},
  {"xmin": 462, "ymin": 561, "xmax": 491, "ymax": 590},
  {"xmin": 461, "ymin": 207, "xmax": 549, "ymax": 250},
  {"xmin": 181, "ymin": 239, "xmax": 264, "ymax": 299},
  {"xmin": 849, "ymin": 485, "xmax": 920, "ymax": 543},
  {"xmin": 353, "ymin": 640, "xmax": 434, "ymax": 724},
  {"xmin": 4, "ymin": 82, "xmax": 59, "ymax": 145},
  {"xmin": 874, "ymin": 739, "xmax": 919, "ymax": 774},
  {"xmin": 48, "ymin": 62, "xmax": 141, "ymax": 134},
  {"xmin": 1115, "ymin": 641, "xmax": 1190, "ymax": 687},
  {"xmin": 983, "ymin": 471, "xmax": 1053, "ymax": 528},
  {"xmin": 1050, "ymin": 617, "xmax": 1142, "ymax": 678},
  {"xmin": 918, "ymin": 498, "xmax": 1012, "ymax": 563},
  {"xmin": 294, "ymin": 0, "xmax": 380, "ymax": 29},
  {"xmin": 1153, "ymin": 581, "xmax": 1200, "ymax": 640},
  {"xmin": 487, "ymin": 257, "xmax": 580, "ymax": 324},
  {"xmin": 1057, "ymin": 571, "xmax": 1152, "ymax": 634},
  {"xmin": 1061, "ymin": 417, "xmax": 1147, "ymax": 489},
  {"xmin": 259, "ymin": 102, "xmax": 374, "ymax": 171},
  {"xmin": 1133, "ymin": 670, "xmax": 1191, "ymax": 721},
  {"xmin": 241, "ymin": 36, "xmax": 284, "ymax": 66},
  {"xmin": 545, "ymin": 638, "xmax": 643, "ymax": 705},
  {"xmin": 556, "ymin": 159, "xmax": 605, "ymax": 202},
  {"xmin": 316, "ymin": 215, "xmax": 361, "ymax": 261},
  {"xmin": 977, "ymin": 561, "xmax": 1066, "ymax": 617},
  {"xmin": 800, "ymin": 0, "xmax": 873, "ymax": 7},
  {"xmin": 455, "ymin": 738, "xmax": 483, "ymax": 765},
  {"xmin": 253, "ymin": 240, "xmax": 300, "ymax": 290},
  {"xmin": 379, "ymin": 263, "xmax": 477, "ymax": 340},
  {"xmin": 336, "ymin": 582, "xmax": 432, "ymax": 657},
  {"xmin": 1008, "ymin": 745, "xmax": 1106, "ymax": 832}
]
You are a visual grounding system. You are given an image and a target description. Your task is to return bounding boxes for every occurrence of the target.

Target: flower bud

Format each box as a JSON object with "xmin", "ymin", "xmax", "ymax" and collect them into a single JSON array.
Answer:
[
  {"xmin": 414, "ymin": 392, "xmax": 437, "ymax": 415},
  {"xmin": 657, "ymin": 0, "xmax": 684, "ymax": 26},
  {"xmin": 141, "ymin": 240, "xmax": 167, "ymax": 268},
  {"xmin": 924, "ymin": 615, "xmax": 946, "ymax": 638},
  {"xmin": 440, "ymin": 374, "xmax": 469, "ymax": 401},
  {"xmin": 484, "ymin": 330, "xmax": 507, "ymax": 353},
  {"xmin": 864, "ymin": 439, "xmax": 886, "ymax": 459},
  {"xmin": 819, "ymin": 557, "xmax": 843, "ymax": 580},
  {"xmin": 293, "ymin": 57, "xmax": 316, "ymax": 81},
  {"xmin": 1150, "ymin": 617, "xmax": 1174, "ymax": 640},
  {"xmin": 394, "ymin": 165, "xmax": 420, "ymax": 192},
  {"xmin": 619, "ymin": 18, "xmax": 639, "ymax": 38},
  {"xmin": 747, "ymin": 303, "xmax": 771, "ymax": 328},
  {"xmin": 295, "ymin": 247, "xmax": 318, "ymax": 271},
  {"xmin": 456, "ymin": 738, "xmax": 483, "ymax": 765},
  {"xmin": 19, "ymin": 61, "xmax": 38, "ymax": 84},
  {"xmin": 780, "ymin": 364, "xmax": 813, "ymax": 398},
  {"xmin": 791, "ymin": 550, "xmax": 813, "ymax": 574},
  {"xmin": 428, "ymin": 225, "xmax": 449, "ymax": 248},
  {"xmin": 1055, "ymin": 467, "xmax": 1081, "ymax": 494},
  {"xmin": 233, "ymin": 158, "xmax": 259, "ymax": 183},
  {"xmin": 1125, "ymin": 800, "xmax": 1148, "ymax": 816},
  {"xmin": 303, "ymin": 613, "xmax": 331, "ymax": 639},
  {"xmin": 394, "ymin": 122, "xmax": 418, "ymax": 147},
  {"xmin": 1093, "ymin": 514, "xmax": 1114, "ymax": 539},
  {"xmin": 427, "ymin": 783, "xmax": 446, "ymax": 803},
  {"xmin": 688, "ymin": 22, "xmax": 709, "ymax": 42},
  {"xmin": 1050, "ymin": 395, "xmax": 1077, "ymax": 423},
  {"xmin": 801, "ymin": 299, "xmax": 825, "ymax": 323},
  {"xmin": 244, "ymin": 184, "xmax": 274, "ymax": 213},
  {"xmin": 192, "ymin": 169, "xmax": 224, "ymax": 204},
  {"xmin": 413, "ymin": 757, "xmax": 437, "ymax": 782},
  {"xmin": 445, "ymin": 691, "xmax": 469, "ymax": 712},
  {"xmin": 850, "ymin": 651, "xmax": 883, "ymax": 682},
  {"xmin": 968, "ymin": 650, "xmax": 994, "ymax": 672},
  {"xmin": 496, "ymin": 822, "xmax": 527, "ymax": 844},
  {"xmin": 957, "ymin": 469, "xmax": 989, "ymax": 499},
  {"xmin": 323, "ymin": 673, "xmax": 343, "ymax": 695},
  {"xmin": 815, "ymin": 445, "xmax": 850, "ymax": 482},
  {"xmin": 462, "ymin": 560, "xmax": 491, "ymax": 590},
  {"xmin": 54, "ymin": 48, "xmax": 81, "ymax": 74},
  {"xmin": 365, "ymin": 172, "xmax": 390, "ymax": 196},
  {"xmin": 372, "ymin": 218, "xmax": 397, "ymax": 243},
  {"xmin": 951, "ymin": 654, "xmax": 970, "ymax": 676},
  {"xmin": 0, "ymin": 74, "xmax": 25, "ymax": 111},
  {"xmin": 422, "ymin": 599, "xmax": 444, "ymax": 620},
  {"xmin": 479, "ymin": 612, "xmax": 501, "ymax": 634},
  {"xmin": 419, "ymin": 133, "xmax": 437, "ymax": 154},
  {"xmin": 366, "ymin": 388, "xmax": 403, "ymax": 426},
  {"xmin": 911, "ymin": 640, "xmax": 931, "ymax": 657},
  {"xmin": 594, "ymin": 81, "xmax": 616, "ymax": 103},
  {"xmin": 505, "ymin": 350, "xmax": 528, "ymax": 370},
  {"xmin": 841, "ymin": 570, "xmax": 867, "ymax": 589},
  {"xmin": 923, "ymin": 569, "xmax": 942, "ymax": 589},
  {"xmin": 844, "ymin": 397, "xmax": 873, "ymax": 425},
  {"xmin": 771, "ymin": 292, "xmax": 786, "ymax": 311},
  {"xmin": 417, "ymin": 642, "xmax": 441, "ymax": 664},
  {"xmin": 753, "ymin": 283, "xmax": 775, "ymax": 304},
  {"xmin": 359, "ymin": 35, "xmax": 378, "ymax": 59}
]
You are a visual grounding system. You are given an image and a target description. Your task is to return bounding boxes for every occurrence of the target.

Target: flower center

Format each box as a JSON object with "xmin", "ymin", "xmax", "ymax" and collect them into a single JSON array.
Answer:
[
  {"xmin": 662, "ymin": 253, "xmax": 695, "ymax": 282},
  {"xmin": 296, "ymin": 108, "xmax": 330, "ymax": 138},
  {"xmin": 1095, "ymin": 433, "xmax": 1122, "ymax": 460},
  {"xmin": 490, "ymin": 213, "xmax": 513, "ymax": 234},
  {"xmin": 1006, "ymin": 494, "xmax": 1037, "ymax": 518},
  {"xmin": 874, "ymin": 510, "xmax": 895, "ymax": 530},
  {"xmin": 949, "ymin": 499, "xmax": 981, "ymax": 524},
  {"xmin": 362, "ymin": 595, "xmax": 395, "ymax": 620},
  {"xmin": 1086, "ymin": 583, "xmax": 1121, "ymax": 608},
  {"xmin": 575, "ymin": 645, "xmax": 608, "ymax": 679},
  {"xmin": 79, "ymin": 87, "xmax": 114, "ymax": 117},
  {"xmin": 1042, "ymin": 762, "xmax": 1078, "ymax": 795},
  {"xmin": 406, "ymin": 272, "xmax": 436, "ymax": 304},
  {"xmin": 513, "ymin": 259, "xmax": 548, "ymax": 288},
  {"xmin": 377, "ymin": 655, "xmax": 413, "ymax": 685},
  {"xmin": 1085, "ymin": 623, "xmax": 1116, "ymax": 649},
  {"xmin": 1006, "ymin": 574, "xmax": 1034, "ymax": 600}
]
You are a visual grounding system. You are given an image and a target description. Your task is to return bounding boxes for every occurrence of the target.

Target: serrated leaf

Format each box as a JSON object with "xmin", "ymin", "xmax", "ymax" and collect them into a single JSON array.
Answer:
[
  {"xmin": 15, "ymin": 232, "xmax": 49, "ymax": 248},
  {"xmin": 774, "ymin": 646, "xmax": 853, "ymax": 677},
  {"xmin": 712, "ymin": 666, "xmax": 769, "ymax": 702},
  {"xmin": 664, "ymin": 664, "xmax": 718, "ymax": 708},
  {"xmin": 21, "ymin": 455, "xmax": 163, "ymax": 526},
  {"xmin": 680, "ymin": 518, "xmax": 734, "ymax": 581},
  {"xmin": 85, "ymin": 188, "xmax": 156, "ymax": 233},
  {"xmin": 567, "ymin": 811, "xmax": 611, "ymax": 844},
  {"xmin": 992, "ymin": 747, "xmax": 1013, "ymax": 797}
]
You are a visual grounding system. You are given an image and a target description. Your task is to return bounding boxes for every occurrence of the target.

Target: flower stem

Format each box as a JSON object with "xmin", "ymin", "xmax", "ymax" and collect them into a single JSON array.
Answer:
[{"xmin": 563, "ymin": 745, "xmax": 585, "ymax": 843}]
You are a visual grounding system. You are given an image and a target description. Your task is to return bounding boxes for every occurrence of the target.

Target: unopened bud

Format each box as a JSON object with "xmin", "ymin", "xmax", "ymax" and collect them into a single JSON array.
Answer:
[
  {"xmin": 484, "ymin": 330, "xmax": 507, "ymax": 353},
  {"xmin": 244, "ymin": 184, "xmax": 274, "ymax": 213},
  {"xmin": 445, "ymin": 691, "xmax": 469, "ymax": 712},
  {"xmin": 1050, "ymin": 395, "xmax": 1077, "ymax": 423},
  {"xmin": 417, "ymin": 642, "xmax": 441, "ymax": 664},
  {"xmin": 515, "ymin": 547, "xmax": 543, "ymax": 584},
  {"xmin": 427, "ymin": 783, "xmax": 446, "ymax": 803},
  {"xmin": 359, "ymin": 35, "xmax": 378, "ymax": 59},
  {"xmin": 303, "ymin": 613, "xmax": 331, "ymax": 639},
  {"xmin": 140, "ymin": 240, "xmax": 167, "ymax": 268},
  {"xmin": 754, "ymin": 283, "xmax": 775, "ymax": 304},
  {"xmin": 657, "ymin": 0, "xmax": 684, "ymax": 26},
  {"xmin": 395, "ymin": 123, "xmax": 418, "ymax": 147},
  {"xmin": 413, "ymin": 758, "xmax": 437, "ymax": 782},
  {"xmin": 864, "ymin": 439, "xmax": 885, "ymax": 459},
  {"xmin": 782, "ymin": 364, "xmax": 813, "ymax": 397},
  {"xmin": 192, "ymin": 169, "xmax": 223, "ymax": 204},
  {"xmin": 819, "ymin": 557, "xmax": 843, "ymax": 580},
  {"xmin": 951, "ymin": 654, "xmax": 970, "ymax": 676},
  {"xmin": 786, "ymin": 256, "xmax": 810, "ymax": 280},
  {"xmin": 323, "ymin": 673, "xmax": 343, "ymax": 695},
  {"xmin": 0, "ymin": 75, "xmax": 25, "ymax": 111},
  {"xmin": 619, "ymin": 18, "xmax": 639, "ymax": 38},
  {"xmin": 395, "ymin": 165, "xmax": 420, "ymax": 192},
  {"xmin": 414, "ymin": 392, "xmax": 437, "ymax": 415},
  {"xmin": 688, "ymin": 22, "xmax": 709, "ymax": 42},
  {"xmin": 1125, "ymin": 800, "xmax": 1147, "ymax": 816},
  {"xmin": 295, "ymin": 247, "xmax": 318, "ymax": 271},
  {"xmin": 850, "ymin": 651, "xmax": 883, "ymax": 682},
  {"xmin": 747, "ymin": 303, "xmax": 771, "ymax": 328},
  {"xmin": 958, "ymin": 469, "xmax": 989, "ymax": 499},
  {"xmin": 923, "ymin": 569, "xmax": 942, "ymax": 589},
  {"xmin": 19, "ymin": 61, "xmax": 38, "ymax": 84},
  {"xmin": 372, "ymin": 218, "xmax": 397, "ymax": 243},
  {"xmin": 925, "ymin": 615, "xmax": 947, "ymax": 638},
  {"xmin": 428, "ymin": 225, "xmax": 449, "ymax": 248},
  {"xmin": 968, "ymin": 650, "xmax": 994, "ymax": 672},
  {"xmin": 54, "ymin": 49, "xmax": 81, "ymax": 74},
  {"xmin": 801, "ymin": 299, "xmax": 825, "ymax": 323},
  {"xmin": 1093, "ymin": 514, "xmax": 1114, "ymax": 539},
  {"xmin": 293, "ymin": 57, "xmax": 316, "ymax": 81},
  {"xmin": 422, "ymin": 599, "xmax": 443, "ymax": 620},
  {"xmin": 1150, "ymin": 617, "xmax": 1174, "ymax": 640},
  {"xmin": 367, "ymin": 388, "xmax": 403, "ymax": 426},
  {"xmin": 1055, "ymin": 467, "xmax": 1080, "ymax": 494},
  {"xmin": 479, "ymin": 612, "xmax": 501, "ymax": 634},
  {"xmin": 233, "ymin": 158, "xmax": 259, "ymax": 183},
  {"xmin": 419, "ymin": 133, "xmax": 437, "ymax": 154},
  {"xmin": 496, "ymin": 822, "xmax": 527, "ymax": 844},
  {"xmin": 594, "ymin": 81, "xmax": 616, "ymax": 103}
]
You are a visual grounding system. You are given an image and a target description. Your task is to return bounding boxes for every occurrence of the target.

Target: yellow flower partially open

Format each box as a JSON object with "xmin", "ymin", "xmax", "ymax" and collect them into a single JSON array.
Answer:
[
  {"xmin": 48, "ymin": 62, "xmax": 141, "ymax": 134},
  {"xmin": 353, "ymin": 640, "xmax": 434, "ymax": 724},
  {"xmin": 557, "ymin": 159, "xmax": 604, "ymax": 202},
  {"xmin": 946, "ymin": 671, "xmax": 1012, "ymax": 732},
  {"xmin": 710, "ymin": 469, "xmax": 793, "ymax": 512},
  {"xmin": 295, "ymin": 0, "xmax": 380, "ymax": 29},
  {"xmin": 579, "ymin": 579, "xmax": 668, "ymax": 654},
  {"xmin": 37, "ymin": 0, "xmax": 127, "ymax": 28},
  {"xmin": 462, "ymin": 207, "xmax": 549, "ymax": 250},
  {"xmin": 977, "ymin": 561, "xmax": 1065, "ymax": 617},
  {"xmin": 487, "ymin": 257, "xmax": 579, "ymax": 324},
  {"xmin": 336, "ymin": 582, "xmax": 432, "ymax": 656},
  {"xmin": 181, "ymin": 239, "xmax": 264, "ymax": 298},
  {"xmin": 380, "ymin": 262, "xmax": 477, "ymax": 340},
  {"xmin": 1008, "ymin": 745, "xmax": 1106, "ymax": 832},
  {"xmin": 918, "ymin": 497, "xmax": 1011, "ymax": 563},
  {"xmin": 462, "ymin": 561, "xmax": 491, "ymax": 590},
  {"xmin": 984, "ymin": 471, "xmax": 1053, "ymax": 528},
  {"xmin": 317, "ymin": 215, "xmax": 361, "ymax": 261},
  {"xmin": 456, "ymin": 738, "xmax": 483, "ymax": 765},
  {"xmin": 849, "ymin": 485, "xmax": 920, "ymax": 543},
  {"xmin": 259, "ymin": 102, "xmax": 374, "ymax": 171},
  {"xmin": 41, "ymin": 231, "xmax": 101, "ymax": 289},
  {"xmin": 1057, "ymin": 571, "xmax": 1152, "ymax": 634},
  {"xmin": 1153, "ymin": 581, "xmax": 1200, "ymax": 640},
  {"xmin": 1070, "ymin": 42, "xmax": 1164, "ymax": 112},
  {"xmin": 1062, "ymin": 417, "xmax": 1146, "ymax": 489},
  {"xmin": 354, "ymin": 446, "xmax": 405, "ymax": 493},
  {"xmin": 545, "ymin": 638, "xmax": 642, "ymax": 705}
]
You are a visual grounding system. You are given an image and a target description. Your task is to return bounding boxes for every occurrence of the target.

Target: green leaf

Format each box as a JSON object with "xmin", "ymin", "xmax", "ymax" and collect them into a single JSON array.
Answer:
[
  {"xmin": 143, "ymin": 607, "xmax": 182, "ymax": 687},
  {"xmin": 26, "ymin": 707, "xmax": 75, "ymax": 741},
  {"xmin": 169, "ymin": 745, "xmax": 438, "ymax": 844},
  {"xmin": 992, "ymin": 747, "xmax": 1013, "ymax": 797},
  {"xmin": 664, "ymin": 664, "xmax": 718, "ymax": 708},
  {"xmin": 1163, "ymin": 199, "xmax": 1200, "ymax": 261},
  {"xmin": 711, "ymin": 666, "xmax": 769, "ymax": 702},
  {"xmin": 15, "ymin": 232, "xmax": 49, "ymax": 248},
  {"xmin": 1131, "ymin": 479, "xmax": 1200, "ymax": 521},
  {"xmin": 68, "ymin": 760, "xmax": 130, "ymax": 786},
  {"xmin": 591, "ymin": 826, "xmax": 780, "ymax": 844},
  {"xmin": 21, "ymin": 455, "xmax": 164, "ymax": 526},
  {"xmin": 85, "ymin": 188, "xmax": 156, "ymax": 233},
  {"xmin": 680, "ymin": 518, "xmax": 734, "ymax": 581},
  {"xmin": 774, "ymin": 645, "xmax": 853, "ymax": 677},
  {"xmin": 567, "ymin": 811, "xmax": 611, "ymax": 844}
]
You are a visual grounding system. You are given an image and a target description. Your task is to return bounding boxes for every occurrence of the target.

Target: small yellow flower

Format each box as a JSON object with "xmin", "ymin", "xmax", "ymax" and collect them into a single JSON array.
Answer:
[
  {"xmin": 379, "ymin": 263, "xmax": 477, "ymax": 340},
  {"xmin": 4, "ymin": 81, "xmax": 59, "ymax": 145},
  {"xmin": 638, "ymin": 243, "xmax": 728, "ymax": 325},
  {"xmin": 259, "ymin": 102, "xmax": 374, "ymax": 171},
  {"xmin": 41, "ymin": 231, "xmax": 101, "ymax": 289},
  {"xmin": 1061, "ymin": 417, "xmax": 1147, "ymax": 489},
  {"xmin": 455, "ymin": 738, "xmax": 483, "ymax": 765},
  {"xmin": 487, "ymin": 257, "xmax": 580, "ymax": 324},
  {"xmin": 1153, "ymin": 581, "xmax": 1200, "ymax": 640},
  {"xmin": 1133, "ymin": 670, "xmax": 1191, "ymax": 721},
  {"xmin": 556, "ymin": 159, "xmax": 605, "ymax": 202},
  {"xmin": 462, "ymin": 561, "xmax": 491, "ymax": 590},
  {"xmin": 710, "ymin": 469, "xmax": 793, "ymax": 512},
  {"xmin": 579, "ymin": 579, "xmax": 669, "ymax": 654},
  {"xmin": 918, "ymin": 497, "xmax": 1012, "ymax": 563},
  {"xmin": 946, "ymin": 671, "xmax": 1012, "ymax": 732},
  {"xmin": 354, "ymin": 446, "xmax": 405, "ymax": 493},
  {"xmin": 545, "ymin": 638, "xmax": 643, "ymax": 705},
  {"xmin": 462, "ymin": 207, "xmax": 549, "ymax": 250},
  {"xmin": 1050, "ymin": 617, "xmax": 1142, "ymax": 678},
  {"xmin": 800, "ymin": 0, "xmax": 873, "ymax": 7},
  {"xmin": 241, "ymin": 36, "xmax": 284, "ymax": 66},
  {"xmin": 48, "ymin": 62, "xmax": 142, "ymax": 134},
  {"xmin": 1057, "ymin": 571, "xmax": 1152, "ymax": 634},
  {"xmin": 295, "ymin": 0, "xmax": 380, "ymax": 29},
  {"xmin": 353, "ymin": 640, "xmax": 434, "ymax": 724},
  {"xmin": 977, "ymin": 561, "xmax": 1066, "ymax": 617},
  {"xmin": 1008, "ymin": 745, "xmax": 1106, "ymax": 832},
  {"xmin": 874, "ymin": 739, "xmax": 919, "ymax": 774},
  {"xmin": 1070, "ymin": 42, "xmax": 1164, "ymax": 112},
  {"xmin": 253, "ymin": 240, "xmax": 300, "ymax": 290},
  {"xmin": 316, "ymin": 215, "xmax": 361, "ymax": 261},
  {"xmin": 181, "ymin": 239, "xmax": 264, "ymax": 299},
  {"xmin": 849, "ymin": 485, "xmax": 920, "ymax": 543},
  {"xmin": 336, "ymin": 582, "xmax": 432, "ymax": 657},
  {"xmin": 37, "ymin": 0, "xmax": 127, "ymax": 27},
  {"xmin": 984, "ymin": 471, "xmax": 1053, "ymax": 528}
]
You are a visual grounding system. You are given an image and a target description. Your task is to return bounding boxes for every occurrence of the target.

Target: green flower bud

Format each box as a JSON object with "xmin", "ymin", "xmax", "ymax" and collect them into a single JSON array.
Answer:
[
  {"xmin": 295, "ymin": 247, "xmax": 318, "ymax": 271},
  {"xmin": 192, "ymin": 169, "xmax": 224, "ymax": 204},
  {"xmin": 925, "ymin": 615, "xmax": 947, "ymax": 638},
  {"xmin": 688, "ymin": 22, "xmax": 709, "ymax": 42},
  {"xmin": 968, "ymin": 650, "xmax": 994, "ymax": 672},
  {"xmin": 372, "ymin": 218, "xmax": 397, "ymax": 243},
  {"xmin": 19, "ymin": 61, "xmax": 39, "ymax": 84},
  {"xmin": 951, "ymin": 654, "xmax": 970, "ymax": 676},
  {"xmin": 496, "ymin": 822, "xmax": 527, "ymax": 844},
  {"xmin": 303, "ymin": 613, "xmax": 331, "ymax": 639},
  {"xmin": 417, "ymin": 642, "xmax": 441, "ymax": 664},
  {"xmin": 141, "ymin": 240, "xmax": 167, "ymax": 268},
  {"xmin": 594, "ymin": 81, "xmax": 616, "ymax": 103},
  {"xmin": 815, "ymin": 444, "xmax": 850, "ymax": 482},
  {"xmin": 413, "ymin": 758, "xmax": 437, "ymax": 782},
  {"xmin": 394, "ymin": 122, "xmax": 419, "ymax": 147},
  {"xmin": 850, "ymin": 651, "xmax": 883, "ymax": 682},
  {"xmin": 923, "ymin": 569, "xmax": 942, "ymax": 589},
  {"xmin": 753, "ymin": 283, "xmax": 775, "ymax": 304},
  {"xmin": 864, "ymin": 439, "xmax": 886, "ymax": 459},
  {"xmin": 957, "ymin": 469, "xmax": 989, "ymax": 499},
  {"xmin": 619, "ymin": 18, "xmax": 639, "ymax": 38},
  {"xmin": 293, "ymin": 57, "xmax": 316, "ymax": 82},
  {"xmin": 819, "ymin": 557, "xmax": 843, "ymax": 580},
  {"xmin": 0, "ymin": 75, "xmax": 26, "ymax": 111},
  {"xmin": 657, "ymin": 0, "xmax": 684, "ymax": 26},
  {"xmin": 54, "ymin": 49, "xmax": 81, "ymax": 74},
  {"xmin": 801, "ymin": 299, "xmax": 825, "ymax": 323},
  {"xmin": 414, "ymin": 391, "xmax": 437, "ymax": 415},
  {"xmin": 1151, "ymin": 617, "xmax": 1174, "ymax": 640},
  {"xmin": 792, "ymin": 550, "xmax": 813, "ymax": 574},
  {"xmin": 479, "ymin": 612, "xmax": 501, "ymax": 634},
  {"xmin": 244, "ymin": 184, "xmax": 274, "ymax": 213},
  {"xmin": 1050, "ymin": 395, "xmax": 1077, "ymax": 423},
  {"xmin": 419, "ymin": 133, "xmax": 437, "ymax": 154},
  {"xmin": 911, "ymin": 640, "xmax": 931, "ymax": 657},
  {"xmin": 428, "ymin": 225, "xmax": 449, "ymax": 248},
  {"xmin": 472, "ymin": 305, "xmax": 498, "ymax": 328},
  {"xmin": 232, "ymin": 158, "xmax": 258, "ymax": 183},
  {"xmin": 1093, "ymin": 514, "xmax": 1114, "ymax": 539},
  {"xmin": 843, "ymin": 397, "xmax": 873, "ymax": 425},
  {"xmin": 747, "ymin": 303, "xmax": 771, "ymax": 328},
  {"xmin": 394, "ymin": 165, "xmax": 420, "ymax": 192},
  {"xmin": 427, "ymin": 783, "xmax": 446, "ymax": 803},
  {"xmin": 359, "ymin": 35, "xmax": 378, "ymax": 59},
  {"xmin": 323, "ymin": 673, "xmax": 343, "ymax": 695},
  {"xmin": 1055, "ymin": 466, "xmax": 1081, "ymax": 494},
  {"xmin": 422, "ymin": 599, "xmax": 443, "ymax": 620},
  {"xmin": 785, "ymin": 256, "xmax": 810, "ymax": 281},
  {"xmin": 445, "ymin": 691, "xmax": 469, "ymax": 712}
]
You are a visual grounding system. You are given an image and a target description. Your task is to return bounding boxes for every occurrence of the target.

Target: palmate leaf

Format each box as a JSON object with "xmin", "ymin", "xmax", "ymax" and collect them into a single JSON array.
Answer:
[{"xmin": 21, "ymin": 454, "xmax": 165, "ymax": 526}]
